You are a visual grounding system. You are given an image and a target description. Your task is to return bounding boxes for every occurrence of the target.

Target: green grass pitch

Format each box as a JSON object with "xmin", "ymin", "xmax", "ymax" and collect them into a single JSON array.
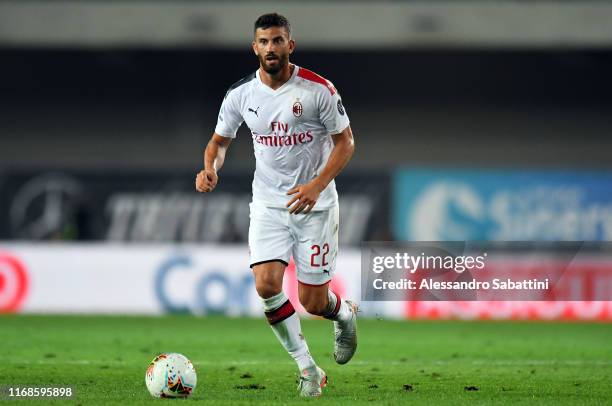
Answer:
[{"xmin": 1, "ymin": 315, "xmax": 611, "ymax": 405}]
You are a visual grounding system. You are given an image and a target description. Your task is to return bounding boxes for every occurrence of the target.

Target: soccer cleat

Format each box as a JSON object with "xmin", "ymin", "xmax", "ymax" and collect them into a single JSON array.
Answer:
[
  {"xmin": 297, "ymin": 366, "xmax": 327, "ymax": 397},
  {"xmin": 333, "ymin": 300, "xmax": 358, "ymax": 365}
]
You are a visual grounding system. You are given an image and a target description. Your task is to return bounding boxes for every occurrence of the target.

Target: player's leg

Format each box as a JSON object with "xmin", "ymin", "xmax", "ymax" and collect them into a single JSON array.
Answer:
[
  {"xmin": 298, "ymin": 280, "xmax": 358, "ymax": 364},
  {"xmin": 298, "ymin": 280, "xmax": 354, "ymax": 323},
  {"xmin": 251, "ymin": 260, "xmax": 316, "ymax": 373},
  {"xmin": 292, "ymin": 205, "xmax": 358, "ymax": 365},
  {"xmin": 248, "ymin": 203, "xmax": 322, "ymax": 396}
]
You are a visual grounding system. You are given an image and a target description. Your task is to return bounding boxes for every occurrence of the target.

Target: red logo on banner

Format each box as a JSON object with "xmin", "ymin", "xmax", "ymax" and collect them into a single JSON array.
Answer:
[
  {"xmin": 0, "ymin": 253, "xmax": 29, "ymax": 313},
  {"xmin": 403, "ymin": 260, "xmax": 612, "ymax": 321}
]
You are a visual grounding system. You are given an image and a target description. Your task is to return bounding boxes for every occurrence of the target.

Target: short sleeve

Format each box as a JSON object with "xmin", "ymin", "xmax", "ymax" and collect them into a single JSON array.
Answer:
[
  {"xmin": 318, "ymin": 84, "xmax": 350, "ymax": 135},
  {"xmin": 214, "ymin": 90, "xmax": 244, "ymax": 138}
]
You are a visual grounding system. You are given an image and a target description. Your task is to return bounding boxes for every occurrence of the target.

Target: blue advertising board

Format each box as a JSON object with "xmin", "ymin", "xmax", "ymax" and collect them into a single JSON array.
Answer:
[{"xmin": 393, "ymin": 169, "xmax": 612, "ymax": 241}]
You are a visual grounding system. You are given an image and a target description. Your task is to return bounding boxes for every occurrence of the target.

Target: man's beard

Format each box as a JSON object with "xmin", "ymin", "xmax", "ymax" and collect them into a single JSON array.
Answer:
[{"xmin": 260, "ymin": 53, "xmax": 288, "ymax": 75}]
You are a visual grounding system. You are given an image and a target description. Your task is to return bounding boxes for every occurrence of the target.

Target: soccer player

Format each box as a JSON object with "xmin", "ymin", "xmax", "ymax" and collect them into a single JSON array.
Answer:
[{"xmin": 195, "ymin": 13, "xmax": 357, "ymax": 397}]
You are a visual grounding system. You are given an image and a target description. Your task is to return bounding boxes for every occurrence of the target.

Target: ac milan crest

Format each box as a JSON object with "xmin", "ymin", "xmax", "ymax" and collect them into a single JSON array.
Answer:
[{"xmin": 292, "ymin": 101, "xmax": 303, "ymax": 117}]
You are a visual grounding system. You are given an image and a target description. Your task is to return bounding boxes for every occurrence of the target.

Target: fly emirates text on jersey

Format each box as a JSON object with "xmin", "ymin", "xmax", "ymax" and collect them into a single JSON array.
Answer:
[{"xmin": 253, "ymin": 121, "xmax": 314, "ymax": 147}]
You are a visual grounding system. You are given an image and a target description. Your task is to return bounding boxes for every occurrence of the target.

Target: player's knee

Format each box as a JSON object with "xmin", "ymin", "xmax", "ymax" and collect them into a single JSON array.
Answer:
[{"xmin": 254, "ymin": 276, "xmax": 282, "ymax": 299}]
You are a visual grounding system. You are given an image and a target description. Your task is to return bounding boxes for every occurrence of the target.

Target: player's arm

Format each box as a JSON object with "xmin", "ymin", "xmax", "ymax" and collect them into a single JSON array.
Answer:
[
  {"xmin": 195, "ymin": 133, "xmax": 232, "ymax": 193},
  {"xmin": 315, "ymin": 125, "xmax": 355, "ymax": 191},
  {"xmin": 286, "ymin": 125, "xmax": 355, "ymax": 214},
  {"xmin": 196, "ymin": 83, "xmax": 243, "ymax": 193}
]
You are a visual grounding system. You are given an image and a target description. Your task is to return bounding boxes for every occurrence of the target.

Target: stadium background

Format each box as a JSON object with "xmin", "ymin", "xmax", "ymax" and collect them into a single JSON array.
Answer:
[
  {"xmin": 1, "ymin": 1, "xmax": 612, "ymax": 319},
  {"xmin": 2, "ymin": 2, "xmax": 612, "ymax": 404}
]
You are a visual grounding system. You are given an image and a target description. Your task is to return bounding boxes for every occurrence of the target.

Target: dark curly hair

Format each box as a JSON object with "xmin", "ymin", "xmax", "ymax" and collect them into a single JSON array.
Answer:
[{"xmin": 254, "ymin": 13, "xmax": 291, "ymax": 35}]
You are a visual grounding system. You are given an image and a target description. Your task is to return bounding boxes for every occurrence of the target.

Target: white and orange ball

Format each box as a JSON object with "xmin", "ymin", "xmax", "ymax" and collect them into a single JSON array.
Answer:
[{"xmin": 145, "ymin": 353, "xmax": 197, "ymax": 398}]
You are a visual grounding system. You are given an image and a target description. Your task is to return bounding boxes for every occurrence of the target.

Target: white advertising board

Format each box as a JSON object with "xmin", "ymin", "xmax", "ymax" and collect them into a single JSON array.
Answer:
[{"xmin": 0, "ymin": 243, "xmax": 402, "ymax": 318}]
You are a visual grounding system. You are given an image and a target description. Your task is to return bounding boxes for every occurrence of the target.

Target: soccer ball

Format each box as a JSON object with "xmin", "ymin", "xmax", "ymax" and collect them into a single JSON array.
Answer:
[{"xmin": 145, "ymin": 353, "xmax": 197, "ymax": 398}]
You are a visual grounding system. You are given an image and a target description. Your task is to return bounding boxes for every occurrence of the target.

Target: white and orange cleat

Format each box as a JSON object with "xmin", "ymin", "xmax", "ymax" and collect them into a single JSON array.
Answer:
[{"xmin": 297, "ymin": 366, "xmax": 327, "ymax": 397}]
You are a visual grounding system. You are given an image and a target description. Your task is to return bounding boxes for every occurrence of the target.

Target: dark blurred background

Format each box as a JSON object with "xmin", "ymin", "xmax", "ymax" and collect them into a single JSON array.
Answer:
[{"xmin": 2, "ymin": 49, "xmax": 612, "ymax": 170}]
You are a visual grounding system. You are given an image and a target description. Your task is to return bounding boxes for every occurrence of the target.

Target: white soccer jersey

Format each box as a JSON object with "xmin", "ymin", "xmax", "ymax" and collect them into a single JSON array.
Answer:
[{"xmin": 214, "ymin": 64, "xmax": 350, "ymax": 210}]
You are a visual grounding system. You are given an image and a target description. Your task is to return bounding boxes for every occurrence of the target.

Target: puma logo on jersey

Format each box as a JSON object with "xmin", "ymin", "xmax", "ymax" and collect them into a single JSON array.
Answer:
[{"xmin": 248, "ymin": 106, "xmax": 260, "ymax": 116}]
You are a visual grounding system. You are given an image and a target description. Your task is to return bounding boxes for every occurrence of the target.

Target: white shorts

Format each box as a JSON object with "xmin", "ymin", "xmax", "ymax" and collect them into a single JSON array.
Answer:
[{"xmin": 248, "ymin": 202, "xmax": 339, "ymax": 285}]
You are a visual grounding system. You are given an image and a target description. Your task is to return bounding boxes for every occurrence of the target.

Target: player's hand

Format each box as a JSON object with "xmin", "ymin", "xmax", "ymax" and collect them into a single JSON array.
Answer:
[
  {"xmin": 195, "ymin": 169, "xmax": 218, "ymax": 193},
  {"xmin": 286, "ymin": 180, "xmax": 324, "ymax": 214}
]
